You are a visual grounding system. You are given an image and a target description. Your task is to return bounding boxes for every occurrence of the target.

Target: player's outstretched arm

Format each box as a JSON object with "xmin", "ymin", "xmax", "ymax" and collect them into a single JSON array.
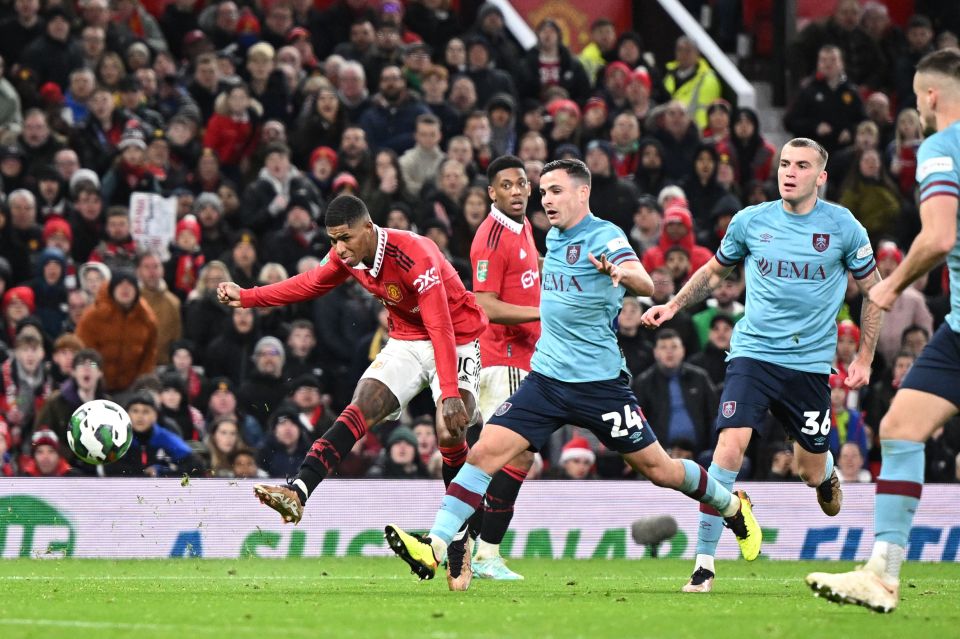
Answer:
[
  {"xmin": 847, "ymin": 270, "xmax": 884, "ymax": 390},
  {"xmin": 588, "ymin": 253, "xmax": 653, "ymax": 296},
  {"xmin": 869, "ymin": 195, "xmax": 957, "ymax": 310},
  {"xmin": 217, "ymin": 282, "xmax": 243, "ymax": 307},
  {"xmin": 475, "ymin": 291, "xmax": 540, "ymax": 325},
  {"xmin": 641, "ymin": 257, "xmax": 734, "ymax": 328}
]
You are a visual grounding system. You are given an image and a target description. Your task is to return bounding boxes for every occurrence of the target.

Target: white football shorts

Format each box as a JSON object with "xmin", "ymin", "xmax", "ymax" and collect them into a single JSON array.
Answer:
[{"xmin": 361, "ymin": 338, "xmax": 481, "ymax": 421}]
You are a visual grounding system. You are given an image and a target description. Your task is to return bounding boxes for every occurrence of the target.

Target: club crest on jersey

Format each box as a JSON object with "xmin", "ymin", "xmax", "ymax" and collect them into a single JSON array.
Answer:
[
  {"xmin": 495, "ymin": 402, "xmax": 512, "ymax": 416},
  {"xmin": 812, "ymin": 233, "xmax": 830, "ymax": 252},
  {"xmin": 722, "ymin": 401, "xmax": 737, "ymax": 418},
  {"xmin": 566, "ymin": 243, "xmax": 582, "ymax": 264},
  {"xmin": 385, "ymin": 282, "xmax": 403, "ymax": 302}
]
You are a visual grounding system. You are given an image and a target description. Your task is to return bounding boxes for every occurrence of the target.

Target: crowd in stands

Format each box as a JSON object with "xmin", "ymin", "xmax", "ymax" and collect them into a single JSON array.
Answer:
[{"xmin": 0, "ymin": 0, "xmax": 958, "ymax": 483}]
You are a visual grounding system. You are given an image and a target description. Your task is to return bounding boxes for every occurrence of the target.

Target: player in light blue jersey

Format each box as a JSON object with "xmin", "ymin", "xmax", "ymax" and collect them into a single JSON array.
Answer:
[
  {"xmin": 643, "ymin": 137, "xmax": 884, "ymax": 594},
  {"xmin": 384, "ymin": 159, "xmax": 762, "ymax": 582},
  {"xmin": 808, "ymin": 49, "xmax": 960, "ymax": 614}
]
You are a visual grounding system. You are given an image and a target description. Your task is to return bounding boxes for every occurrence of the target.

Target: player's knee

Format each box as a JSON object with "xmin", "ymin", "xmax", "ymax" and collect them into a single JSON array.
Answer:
[
  {"xmin": 465, "ymin": 444, "xmax": 490, "ymax": 468},
  {"xmin": 797, "ymin": 469, "xmax": 819, "ymax": 487},
  {"xmin": 878, "ymin": 412, "xmax": 908, "ymax": 441},
  {"xmin": 713, "ymin": 435, "xmax": 747, "ymax": 469},
  {"xmin": 642, "ymin": 461, "xmax": 674, "ymax": 488}
]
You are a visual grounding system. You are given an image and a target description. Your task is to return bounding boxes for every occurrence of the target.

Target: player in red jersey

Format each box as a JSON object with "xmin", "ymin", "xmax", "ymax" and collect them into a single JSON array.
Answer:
[
  {"xmin": 464, "ymin": 155, "xmax": 541, "ymax": 584},
  {"xmin": 217, "ymin": 194, "xmax": 488, "ymax": 531}
]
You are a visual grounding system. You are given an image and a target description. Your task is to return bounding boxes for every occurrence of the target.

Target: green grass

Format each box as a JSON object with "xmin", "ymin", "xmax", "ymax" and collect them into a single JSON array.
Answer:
[{"xmin": 0, "ymin": 558, "xmax": 957, "ymax": 639}]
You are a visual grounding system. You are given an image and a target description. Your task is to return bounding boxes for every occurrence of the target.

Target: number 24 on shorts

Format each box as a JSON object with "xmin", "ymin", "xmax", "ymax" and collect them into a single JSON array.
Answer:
[
  {"xmin": 603, "ymin": 404, "xmax": 645, "ymax": 438},
  {"xmin": 801, "ymin": 410, "xmax": 831, "ymax": 436}
]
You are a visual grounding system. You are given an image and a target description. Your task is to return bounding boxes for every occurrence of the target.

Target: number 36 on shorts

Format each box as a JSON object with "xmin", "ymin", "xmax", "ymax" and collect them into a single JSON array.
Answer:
[{"xmin": 801, "ymin": 410, "xmax": 831, "ymax": 436}]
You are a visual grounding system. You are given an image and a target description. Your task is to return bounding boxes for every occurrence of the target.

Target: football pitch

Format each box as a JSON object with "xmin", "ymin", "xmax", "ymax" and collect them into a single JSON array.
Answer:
[{"xmin": 0, "ymin": 558, "xmax": 957, "ymax": 639}]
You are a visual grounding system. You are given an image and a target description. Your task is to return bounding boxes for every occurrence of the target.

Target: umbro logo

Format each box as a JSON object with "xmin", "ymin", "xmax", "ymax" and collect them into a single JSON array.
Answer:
[{"xmin": 760, "ymin": 233, "xmax": 773, "ymax": 243}]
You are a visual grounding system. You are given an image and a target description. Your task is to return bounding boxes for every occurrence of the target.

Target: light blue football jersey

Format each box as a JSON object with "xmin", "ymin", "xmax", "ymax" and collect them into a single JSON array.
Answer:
[
  {"xmin": 916, "ymin": 120, "xmax": 960, "ymax": 334},
  {"xmin": 531, "ymin": 213, "xmax": 639, "ymax": 382},
  {"xmin": 716, "ymin": 199, "xmax": 875, "ymax": 374}
]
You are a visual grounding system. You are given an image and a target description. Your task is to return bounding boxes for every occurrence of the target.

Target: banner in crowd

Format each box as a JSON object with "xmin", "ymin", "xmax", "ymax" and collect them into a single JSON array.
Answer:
[
  {"xmin": 1, "ymin": 480, "xmax": 959, "ymax": 561},
  {"xmin": 129, "ymin": 192, "xmax": 177, "ymax": 262},
  {"xmin": 510, "ymin": 0, "xmax": 632, "ymax": 53}
]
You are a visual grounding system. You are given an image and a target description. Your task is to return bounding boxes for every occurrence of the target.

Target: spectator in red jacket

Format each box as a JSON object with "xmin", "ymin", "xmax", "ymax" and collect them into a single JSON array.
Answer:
[
  {"xmin": 202, "ymin": 83, "xmax": 262, "ymax": 180},
  {"xmin": 641, "ymin": 202, "xmax": 713, "ymax": 275},
  {"xmin": 19, "ymin": 428, "xmax": 75, "ymax": 477}
]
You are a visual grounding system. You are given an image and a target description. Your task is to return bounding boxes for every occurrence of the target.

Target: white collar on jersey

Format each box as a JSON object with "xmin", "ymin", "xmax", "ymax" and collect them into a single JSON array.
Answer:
[
  {"xmin": 352, "ymin": 225, "xmax": 387, "ymax": 276},
  {"xmin": 489, "ymin": 205, "xmax": 523, "ymax": 235}
]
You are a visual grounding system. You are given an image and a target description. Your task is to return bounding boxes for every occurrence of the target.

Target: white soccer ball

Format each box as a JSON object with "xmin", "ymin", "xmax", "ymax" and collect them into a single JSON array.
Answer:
[{"xmin": 67, "ymin": 399, "xmax": 133, "ymax": 465}]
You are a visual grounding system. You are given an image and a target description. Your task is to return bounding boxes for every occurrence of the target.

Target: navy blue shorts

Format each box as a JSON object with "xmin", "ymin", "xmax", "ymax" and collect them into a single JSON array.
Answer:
[
  {"xmin": 716, "ymin": 357, "xmax": 831, "ymax": 453},
  {"xmin": 485, "ymin": 371, "xmax": 658, "ymax": 455},
  {"xmin": 900, "ymin": 323, "xmax": 960, "ymax": 408}
]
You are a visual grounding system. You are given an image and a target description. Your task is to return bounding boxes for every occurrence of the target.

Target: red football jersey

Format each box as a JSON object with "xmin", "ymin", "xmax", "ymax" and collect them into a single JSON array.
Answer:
[
  {"xmin": 470, "ymin": 207, "xmax": 541, "ymax": 369},
  {"xmin": 240, "ymin": 227, "xmax": 487, "ymax": 400}
]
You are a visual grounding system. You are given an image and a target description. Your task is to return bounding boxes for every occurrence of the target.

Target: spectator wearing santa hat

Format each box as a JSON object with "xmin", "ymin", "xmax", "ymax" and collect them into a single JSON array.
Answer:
[
  {"xmin": 165, "ymin": 214, "xmax": 206, "ymax": 301},
  {"xmin": 641, "ymin": 201, "xmax": 713, "ymax": 275},
  {"xmin": 547, "ymin": 436, "xmax": 597, "ymax": 480},
  {"xmin": 873, "ymin": 243, "xmax": 934, "ymax": 365}
]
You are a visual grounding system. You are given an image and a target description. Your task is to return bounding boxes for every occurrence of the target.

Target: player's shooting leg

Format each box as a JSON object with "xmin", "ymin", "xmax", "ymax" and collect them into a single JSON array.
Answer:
[{"xmin": 294, "ymin": 379, "xmax": 401, "ymax": 502}]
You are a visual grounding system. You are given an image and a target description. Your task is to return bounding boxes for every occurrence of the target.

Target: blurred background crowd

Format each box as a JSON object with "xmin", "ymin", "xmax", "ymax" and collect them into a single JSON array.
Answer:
[{"xmin": 0, "ymin": 0, "xmax": 957, "ymax": 483}]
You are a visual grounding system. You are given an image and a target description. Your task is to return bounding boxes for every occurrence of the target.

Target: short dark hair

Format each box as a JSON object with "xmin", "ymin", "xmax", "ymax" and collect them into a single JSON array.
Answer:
[
  {"xmin": 591, "ymin": 18, "xmax": 614, "ymax": 30},
  {"xmin": 655, "ymin": 328, "xmax": 681, "ymax": 343},
  {"xmin": 263, "ymin": 142, "xmax": 290, "ymax": 159},
  {"xmin": 73, "ymin": 183, "xmax": 101, "ymax": 200},
  {"xmin": 710, "ymin": 313, "xmax": 735, "ymax": 330},
  {"xmin": 289, "ymin": 319, "xmax": 314, "ymax": 334},
  {"xmin": 324, "ymin": 194, "xmax": 370, "ymax": 228},
  {"xmin": 486, "ymin": 154, "xmax": 525, "ymax": 183},
  {"xmin": 541, "ymin": 158, "xmax": 591, "ymax": 187},
  {"xmin": 893, "ymin": 350, "xmax": 917, "ymax": 363},
  {"xmin": 901, "ymin": 324, "xmax": 930, "ymax": 341},
  {"xmin": 916, "ymin": 48, "xmax": 960, "ymax": 80}
]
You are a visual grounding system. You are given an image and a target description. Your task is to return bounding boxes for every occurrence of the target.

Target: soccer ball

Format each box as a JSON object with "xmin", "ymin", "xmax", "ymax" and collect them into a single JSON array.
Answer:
[{"xmin": 67, "ymin": 399, "xmax": 133, "ymax": 465}]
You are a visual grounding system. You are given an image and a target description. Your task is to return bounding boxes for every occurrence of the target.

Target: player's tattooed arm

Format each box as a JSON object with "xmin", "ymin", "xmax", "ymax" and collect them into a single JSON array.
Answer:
[
  {"xmin": 670, "ymin": 258, "xmax": 735, "ymax": 311},
  {"xmin": 854, "ymin": 269, "xmax": 884, "ymax": 364}
]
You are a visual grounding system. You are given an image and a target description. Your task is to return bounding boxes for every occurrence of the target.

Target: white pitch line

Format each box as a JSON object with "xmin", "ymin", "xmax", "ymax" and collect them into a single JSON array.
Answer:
[{"xmin": 0, "ymin": 574, "xmax": 894, "ymax": 583}]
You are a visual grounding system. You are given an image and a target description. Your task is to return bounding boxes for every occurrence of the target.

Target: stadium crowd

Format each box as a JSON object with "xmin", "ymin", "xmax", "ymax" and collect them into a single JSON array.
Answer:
[{"xmin": 0, "ymin": 0, "xmax": 958, "ymax": 483}]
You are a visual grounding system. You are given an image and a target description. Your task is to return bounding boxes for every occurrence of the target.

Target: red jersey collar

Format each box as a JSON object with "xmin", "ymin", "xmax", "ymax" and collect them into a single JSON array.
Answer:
[
  {"xmin": 353, "ymin": 225, "xmax": 388, "ymax": 276},
  {"xmin": 489, "ymin": 206, "xmax": 523, "ymax": 234}
]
